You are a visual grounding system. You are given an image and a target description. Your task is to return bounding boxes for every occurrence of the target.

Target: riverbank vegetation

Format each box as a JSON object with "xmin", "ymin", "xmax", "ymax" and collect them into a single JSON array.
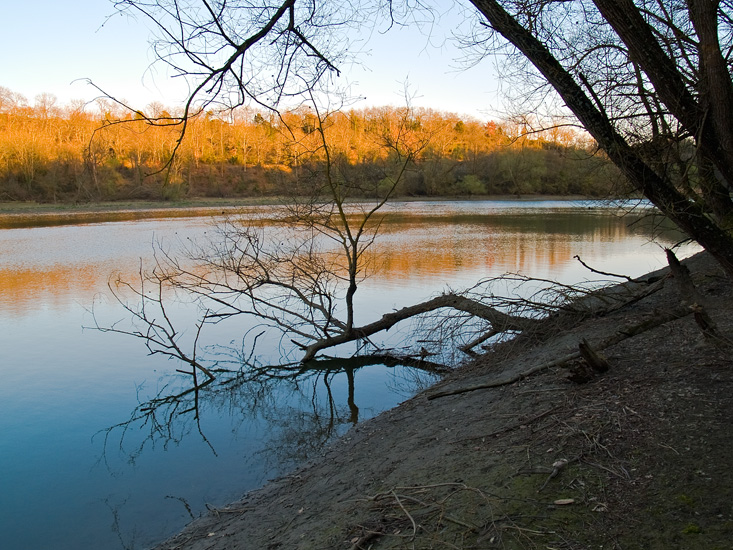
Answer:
[{"xmin": 0, "ymin": 87, "xmax": 622, "ymax": 204}]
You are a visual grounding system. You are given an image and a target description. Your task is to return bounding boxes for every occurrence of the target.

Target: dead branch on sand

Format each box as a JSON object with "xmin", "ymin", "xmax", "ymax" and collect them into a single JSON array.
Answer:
[{"xmin": 429, "ymin": 250, "xmax": 727, "ymax": 400}]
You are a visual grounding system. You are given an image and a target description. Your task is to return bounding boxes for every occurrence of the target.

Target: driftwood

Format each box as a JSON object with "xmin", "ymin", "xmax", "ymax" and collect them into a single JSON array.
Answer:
[
  {"xmin": 573, "ymin": 254, "xmax": 636, "ymax": 282},
  {"xmin": 429, "ymin": 251, "xmax": 731, "ymax": 400},
  {"xmin": 666, "ymin": 249, "xmax": 703, "ymax": 306},
  {"xmin": 303, "ymin": 272, "xmax": 667, "ymax": 362},
  {"xmin": 567, "ymin": 338, "xmax": 611, "ymax": 383},
  {"xmin": 578, "ymin": 338, "xmax": 610, "ymax": 373}
]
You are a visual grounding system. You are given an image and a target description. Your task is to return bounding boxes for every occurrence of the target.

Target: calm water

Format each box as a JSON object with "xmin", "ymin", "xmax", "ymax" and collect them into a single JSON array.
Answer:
[{"xmin": 0, "ymin": 200, "xmax": 695, "ymax": 549}]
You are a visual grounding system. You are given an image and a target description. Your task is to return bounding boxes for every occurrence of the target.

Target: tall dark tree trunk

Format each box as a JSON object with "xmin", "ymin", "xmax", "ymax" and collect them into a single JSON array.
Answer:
[
  {"xmin": 470, "ymin": 0, "xmax": 733, "ymax": 277},
  {"xmin": 593, "ymin": 0, "xmax": 733, "ymax": 208},
  {"xmin": 687, "ymin": 0, "xmax": 733, "ymax": 219}
]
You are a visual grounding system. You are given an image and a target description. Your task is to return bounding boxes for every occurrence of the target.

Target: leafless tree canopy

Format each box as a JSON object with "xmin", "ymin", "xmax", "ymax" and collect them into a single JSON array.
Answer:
[
  {"xmin": 465, "ymin": 0, "xmax": 733, "ymax": 276},
  {"xmin": 115, "ymin": 0, "xmax": 354, "ymax": 108}
]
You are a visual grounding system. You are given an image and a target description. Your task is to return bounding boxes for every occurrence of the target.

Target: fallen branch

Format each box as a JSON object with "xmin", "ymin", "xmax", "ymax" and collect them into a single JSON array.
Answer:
[
  {"xmin": 578, "ymin": 338, "xmax": 610, "ymax": 373},
  {"xmin": 666, "ymin": 248, "xmax": 722, "ymax": 342},
  {"xmin": 361, "ymin": 483, "xmax": 484, "ymax": 540},
  {"xmin": 574, "ymin": 254, "xmax": 635, "ymax": 282},
  {"xmin": 566, "ymin": 273, "xmax": 667, "ymax": 317},
  {"xmin": 301, "ymin": 293, "xmax": 541, "ymax": 361},
  {"xmin": 391, "ymin": 490, "xmax": 417, "ymax": 540}
]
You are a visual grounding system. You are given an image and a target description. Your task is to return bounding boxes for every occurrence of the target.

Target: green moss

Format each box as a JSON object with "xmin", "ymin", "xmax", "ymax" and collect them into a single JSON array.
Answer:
[{"xmin": 682, "ymin": 523, "xmax": 702, "ymax": 534}]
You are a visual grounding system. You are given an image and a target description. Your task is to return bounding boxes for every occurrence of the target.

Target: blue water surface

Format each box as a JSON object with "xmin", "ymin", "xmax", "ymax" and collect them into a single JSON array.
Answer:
[{"xmin": 0, "ymin": 201, "xmax": 694, "ymax": 549}]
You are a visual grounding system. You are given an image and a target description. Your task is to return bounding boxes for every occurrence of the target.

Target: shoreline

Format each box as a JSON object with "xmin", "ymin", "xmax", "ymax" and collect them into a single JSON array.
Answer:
[
  {"xmin": 0, "ymin": 194, "xmax": 626, "ymax": 229},
  {"xmin": 151, "ymin": 251, "xmax": 733, "ymax": 549}
]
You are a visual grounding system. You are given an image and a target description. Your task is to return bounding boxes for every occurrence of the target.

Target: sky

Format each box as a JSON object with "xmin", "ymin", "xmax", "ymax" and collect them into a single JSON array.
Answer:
[{"xmin": 1, "ymin": 1, "xmax": 503, "ymax": 120}]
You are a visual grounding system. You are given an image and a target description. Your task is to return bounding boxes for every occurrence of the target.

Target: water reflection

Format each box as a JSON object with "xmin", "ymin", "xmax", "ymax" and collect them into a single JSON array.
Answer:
[
  {"xmin": 99, "ymin": 354, "xmax": 445, "ymax": 477},
  {"xmin": 0, "ymin": 201, "xmax": 699, "ymax": 550},
  {"xmin": 0, "ymin": 203, "xmax": 684, "ymax": 318},
  {"xmin": 369, "ymin": 209, "xmax": 685, "ymax": 282}
]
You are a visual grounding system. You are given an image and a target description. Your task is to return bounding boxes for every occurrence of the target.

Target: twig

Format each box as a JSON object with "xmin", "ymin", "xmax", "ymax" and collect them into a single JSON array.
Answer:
[
  {"xmin": 391, "ymin": 490, "xmax": 417, "ymax": 540},
  {"xmin": 538, "ymin": 459, "xmax": 569, "ymax": 492},
  {"xmin": 574, "ymin": 255, "xmax": 635, "ymax": 282},
  {"xmin": 165, "ymin": 495, "xmax": 195, "ymax": 520},
  {"xmin": 581, "ymin": 458, "xmax": 632, "ymax": 480},
  {"xmin": 427, "ymin": 352, "xmax": 579, "ymax": 400},
  {"xmin": 348, "ymin": 530, "xmax": 380, "ymax": 550}
]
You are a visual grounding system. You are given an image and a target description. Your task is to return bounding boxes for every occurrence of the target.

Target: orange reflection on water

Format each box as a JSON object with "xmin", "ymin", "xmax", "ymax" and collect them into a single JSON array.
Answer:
[
  {"xmin": 0, "ymin": 265, "xmax": 140, "ymax": 316},
  {"xmin": 365, "ymin": 216, "xmax": 639, "ymax": 282},
  {"xmin": 0, "ymin": 208, "xmax": 678, "ymax": 317}
]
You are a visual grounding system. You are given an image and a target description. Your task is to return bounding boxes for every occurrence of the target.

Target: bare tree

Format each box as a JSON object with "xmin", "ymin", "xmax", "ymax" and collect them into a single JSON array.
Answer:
[
  {"xmin": 102, "ymin": 0, "xmax": 358, "ymax": 164},
  {"xmin": 97, "ymin": 0, "xmax": 733, "ymax": 376},
  {"xmin": 98, "ymin": 95, "xmax": 628, "ymax": 368},
  {"xmin": 99, "ymin": 216, "xmax": 640, "ymax": 369}
]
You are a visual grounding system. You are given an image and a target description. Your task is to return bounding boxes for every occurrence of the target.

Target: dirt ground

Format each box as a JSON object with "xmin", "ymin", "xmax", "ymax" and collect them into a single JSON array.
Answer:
[{"xmin": 153, "ymin": 251, "xmax": 733, "ymax": 550}]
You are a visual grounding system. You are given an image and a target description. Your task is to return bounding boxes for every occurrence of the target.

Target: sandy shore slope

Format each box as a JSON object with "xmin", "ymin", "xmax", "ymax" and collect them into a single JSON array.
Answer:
[{"xmin": 154, "ymin": 251, "xmax": 733, "ymax": 549}]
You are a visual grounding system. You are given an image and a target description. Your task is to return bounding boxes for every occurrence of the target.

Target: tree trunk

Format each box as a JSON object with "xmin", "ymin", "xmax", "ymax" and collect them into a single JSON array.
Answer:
[
  {"xmin": 687, "ymin": 0, "xmax": 733, "ymax": 218},
  {"xmin": 469, "ymin": 0, "xmax": 733, "ymax": 278}
]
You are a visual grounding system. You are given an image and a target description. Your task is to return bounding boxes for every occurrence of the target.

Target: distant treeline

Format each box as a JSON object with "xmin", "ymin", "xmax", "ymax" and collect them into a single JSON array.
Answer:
[{"xmin": 0, "ymin": 87, "xmax": 627, "ymax": 203}]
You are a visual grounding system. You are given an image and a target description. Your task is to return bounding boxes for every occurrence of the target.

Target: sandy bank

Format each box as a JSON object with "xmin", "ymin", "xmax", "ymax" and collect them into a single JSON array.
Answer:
[{"xmin": 154, "ymin": 251, "xmax": 733, "ymax": 549}]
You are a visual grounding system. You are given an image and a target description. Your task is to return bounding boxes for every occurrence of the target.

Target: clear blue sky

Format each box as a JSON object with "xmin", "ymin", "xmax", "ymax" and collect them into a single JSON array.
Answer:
[{"xmin": 1, "ymin": 0, "xmax": 501, "ymax": 120}]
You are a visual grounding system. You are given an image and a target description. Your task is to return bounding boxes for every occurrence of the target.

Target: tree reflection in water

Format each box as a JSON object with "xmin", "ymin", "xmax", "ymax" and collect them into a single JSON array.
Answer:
[{"xmin": 97, "ymin": 352, "xmax": 448, "ymax": 472}]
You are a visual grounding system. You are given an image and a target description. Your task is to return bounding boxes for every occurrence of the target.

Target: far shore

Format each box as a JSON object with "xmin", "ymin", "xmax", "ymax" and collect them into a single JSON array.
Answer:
[{"xmin": 0, "ymin": 194, "xmax": 623, "ymax": 229}]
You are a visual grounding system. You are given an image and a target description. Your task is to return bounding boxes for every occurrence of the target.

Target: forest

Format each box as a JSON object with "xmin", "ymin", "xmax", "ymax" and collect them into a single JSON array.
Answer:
[{"xmin": 0, "ymin": 87, "xmax": 622, "ymax": 203}]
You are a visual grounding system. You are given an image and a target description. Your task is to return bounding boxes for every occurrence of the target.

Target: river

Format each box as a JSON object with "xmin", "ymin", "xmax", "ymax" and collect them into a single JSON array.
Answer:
[{"xmin": 0, "ymin": 200, "xmax": 696, "ymax": 549}]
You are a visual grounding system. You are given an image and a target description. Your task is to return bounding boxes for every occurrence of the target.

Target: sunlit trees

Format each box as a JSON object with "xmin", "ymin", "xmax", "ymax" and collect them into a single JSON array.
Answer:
[
  {"xmin": 100, "ymin": 99, "xmax": 618, "ymax": 367},
  {"xmin": 0, "ymin": 88, "xmax": 614, "ymax": 202}
]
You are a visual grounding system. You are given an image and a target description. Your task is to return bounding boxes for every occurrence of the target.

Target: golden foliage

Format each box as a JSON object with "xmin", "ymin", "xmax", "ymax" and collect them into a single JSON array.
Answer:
[{"xmin": 0, "ymin": 89, "xmax": 621, "ymax": 202}]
